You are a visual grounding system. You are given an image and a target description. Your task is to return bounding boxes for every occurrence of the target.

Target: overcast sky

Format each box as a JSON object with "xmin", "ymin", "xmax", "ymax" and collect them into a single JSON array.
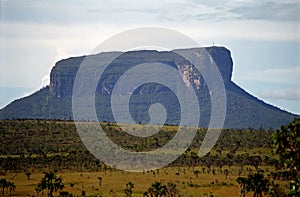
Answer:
[{"xmin": 0, "ymin": 0, "xmax": 299, "ymax": 114}]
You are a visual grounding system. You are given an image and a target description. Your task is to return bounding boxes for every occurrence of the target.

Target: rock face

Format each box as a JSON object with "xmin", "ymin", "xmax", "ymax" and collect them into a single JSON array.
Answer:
[
  {"xmin": 49, "ymin": 47, "xmax": 233, "ymax": 97},
  {"xmin": 50, "ymin": 56, "xmax": 85, "ymax": 98},
  {"xmin": 0, "ymin": 46, "xmax": 298, "ymax": 129}
]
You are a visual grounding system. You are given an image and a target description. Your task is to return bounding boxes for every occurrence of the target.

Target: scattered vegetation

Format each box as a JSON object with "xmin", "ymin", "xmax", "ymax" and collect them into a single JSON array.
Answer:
[
  {"xmin": 36, "ymin": 171, "xmax": 64, "ymax": 197},
  {"xmin": 123, "ymin": 182, "xmax": 134, "ymax": 197},
  {"xmin": 0, "ymin": 178, "xmax": 16, "ymax": 196},
  {"xmin": 0, "ymin": 118, "xmax": 298, "ymax": 196}
]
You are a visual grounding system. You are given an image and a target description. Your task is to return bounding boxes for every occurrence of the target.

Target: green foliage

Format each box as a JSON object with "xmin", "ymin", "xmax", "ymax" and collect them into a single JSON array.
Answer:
[
  {"xmin": 25, "ymin": 171, "xmax": 31, "ymax": 180},
  {"xmin": 146, "ymin": 181, "xmax": 181, "ymax": 197},
  {"xmin": 0, "ymin": 178, "xmax": 15, "ymax": 196},
  {"xmin": 272, "ymin": 118, "xmax": 300, "ymax": 196},
  {"xmin": 59, "ymin": 191, "xmax": 74, "ymax": 197},
  {"xmin": 246, "ymin": 171, "xmax": 270, "ymax": 197},
  {"xmin": 147, "ymin": 181, "xmax": 167, "ymax": 197},
  {"xmin": 235, "ymin": 119, "xmax": 300, "ymax": 197},
  {"xmin": 0, "ymin": 119, "xmax": 278, "ymax": 172},
  {"xmin": 165, "ymin": 182, "xmax": 181, "ymax": 197},
  {"xmin": 123, "ymin": 182, "xmax": 134, "ymax": 197},
  {"xmin": 268, "ymin": 181, "xmax": 286, "ymax": 197},
  {"xmin": 287, "ymin": 178, "xmax": 300, "ymax": 197},
  {"xmin": 236, "ymin": 171, "xmax": 270, "ymax": 197},
  {"xmin": 0, "ymin": 179, "xmax": 8, "ymax": 196},
  {"xmin": 37, "ymin": 171, "xmax": 64, "ymax": 197},
  {"xmin": 272, "ymin": 118, "xmax": 300, "ymax": 171},
  {"xmin": 193, "ymin": 170, "xmax": 200, "ymax": 178},
  {"xmin": 236, "ymin": 177, "xmax": 247, "ymax": 197},
  {"xmin": 7, "ymin": 181, "xmax": 16, "ymax": 196}
]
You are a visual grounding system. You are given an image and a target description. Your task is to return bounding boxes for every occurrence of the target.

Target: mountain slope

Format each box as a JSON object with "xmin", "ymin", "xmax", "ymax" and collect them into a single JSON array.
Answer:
[{"xmin": 0, "ymin": 46, "xmax": 298, "ymax": 129}]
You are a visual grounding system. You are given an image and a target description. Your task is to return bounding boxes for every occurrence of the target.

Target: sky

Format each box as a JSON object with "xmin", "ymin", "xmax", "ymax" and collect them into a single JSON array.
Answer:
[{"xmin": 0, "ymin": 0, "xmax": 299, "ymax": 114}]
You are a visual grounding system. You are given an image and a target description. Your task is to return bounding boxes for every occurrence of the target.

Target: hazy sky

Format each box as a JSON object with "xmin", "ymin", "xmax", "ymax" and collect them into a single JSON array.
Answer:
[{"xmin": 0, "ymin": 0, "xmax": 299, "ymax": 114}]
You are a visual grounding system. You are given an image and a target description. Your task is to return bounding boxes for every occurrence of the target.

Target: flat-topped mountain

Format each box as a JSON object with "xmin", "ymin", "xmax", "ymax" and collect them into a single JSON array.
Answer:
[{"xmin": 0, "ymin": 46, "xmax": 297, "ymax": 129}]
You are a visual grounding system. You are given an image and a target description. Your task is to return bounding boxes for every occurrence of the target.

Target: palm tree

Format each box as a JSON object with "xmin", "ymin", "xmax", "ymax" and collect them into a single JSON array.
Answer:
[
  {"xmin": 236, "ymin": 177, "xmax": 247, "ymax": 197},
  {"xmin": 37, "ymin": 171, "xmax": 64, "ymax": 197},
  {"xmin": 148, "ymin": 182, "xmax": 166, "ymax": 197},
  {"xmin": 0, "ymin": 179, "xmax": 15, "ymax": 197},
  {"xmin": 7, "ymin": 182, "xmax": 16, "ymax": 196},
  {"xmin": 0, "ymin": 179, "xmax": 8, "ymax": 196}
]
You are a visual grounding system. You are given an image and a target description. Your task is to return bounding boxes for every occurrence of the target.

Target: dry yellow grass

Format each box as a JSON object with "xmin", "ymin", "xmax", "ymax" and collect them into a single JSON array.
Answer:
[{"xmin": 0, "ymin": 165, "xmax": 277, "ymax": 197}]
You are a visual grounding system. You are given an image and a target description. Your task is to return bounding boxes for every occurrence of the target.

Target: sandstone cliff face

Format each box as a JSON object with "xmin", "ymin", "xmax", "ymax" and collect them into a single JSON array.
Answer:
[
  {"xmin": 176, "ymin": 47, "xmax": 233, "ymax": 90},
  {"xmin": 206, "ymin": 47, "xmax": 233, "ymax": 83},
  {"xmin": 50, "ymin": 56, "xmax": 85, "ymax": 98},
  {"xmin": 50, "ymin": 73, "xmax": 75, "ymax": 97},
  {"xmin": 49, "ymin": 47, "xmax": 233, "ymax": 98}
]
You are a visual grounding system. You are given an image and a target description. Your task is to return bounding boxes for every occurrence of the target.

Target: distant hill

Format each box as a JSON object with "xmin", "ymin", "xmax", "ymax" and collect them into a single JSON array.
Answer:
[{"xmin": 0, "ymin": 46, "xmax": 298, "ymax": 129}]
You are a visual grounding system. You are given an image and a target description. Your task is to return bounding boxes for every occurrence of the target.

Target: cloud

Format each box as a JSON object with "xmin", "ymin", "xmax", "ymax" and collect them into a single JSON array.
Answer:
[
  {"xmin": 2, "ymin": 0, "xmax": 299, "ymax": 25},
  {"xmin": 157, "ymin": 0, "xmax": 300, "ymax": 22},
  {"xmin": 240, "ymin": 67, "xmax": 300, "ymax": 85},
  {"xmin": 1, "ymin": 1, "xmax": 299, "ymax": 42},
  {"xmin": 41, "ymin": 75, "xmax": 50, "ymax": 88},
  {"xmin": 1, "ymin": 0, "xmax": 164, "ymax": 25},
  {"xmin": 0, "ymin": 22, "xmax": 126, "ymax": 88},
  {"xmin": 228, "ymin": 0, "xmax": 300, "ymax": 22},
  {"xmin": 259, "ymin": 87, "xmax": 300, "ymax": 100}
]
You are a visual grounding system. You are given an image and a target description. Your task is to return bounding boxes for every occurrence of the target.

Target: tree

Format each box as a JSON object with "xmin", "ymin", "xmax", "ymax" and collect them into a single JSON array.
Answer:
[
  {"xmin": 7, "ymin": 182, "xmax": 16, "ymax": 196},
  {"xmin": 25, "ymin": 171, "xmax": 31, "ymax": 180},
  {"xmin": 268, "ymin": 181, "xmax": 286, "ymax": 197},
  {"xmin": 123, "ymin": 182, "xmax": 134, "ymax": 197},
  {"xmin": 35, "ymin": 186, "xmax": 42, "ymax": 197},
  {"xmin": 273, "ymin": 118, "xmax": 300, "ymax": 171},
  {"xmin": 247, "ymin": 156, "xmax": 262, "ymax": 171},
  {"xmin": 165, "ymin": 182, "xmax": 181, "ymax": 197},
  {"xmin": 236, "ymin": 177, "xmax": 247, "ymax": 197},
  {"xmin": 287, "ymin": 179, "xmax": 300, "ymax": 196},
  {"xmin": 272, "ymin": 118, "xmax": 300, "ymax": 196},
  {"xmin": 148, "ymin": 181, "xmax": 166, "ymax": 197},
  {"xmin": 98, "ymin": 177, "xmax": 102, "ymax": 186},
  {"xmin": 0, "ymin": 179, "xmax": 15, "ymax": 197},
  {"xmin": 193, "ymin": 170, "xmax": 200, "ymax": 178},
  {"xmin": 246, "ymin": 171, "xmax": 270, "ymax": 197},
  {"xmin": 224, "ymin": 169, "xmax": 229, "ymax": 179},
  {"xmin": 0, "ymin": 179, "xmax": 8, "ymax": 196},
  {"xmin": 238, "ymin": 171, "xmax": 270, "ymax": 197},
  {"xmin": 37, "ymin": 171, "xmax": 64, "ymax": 197}
]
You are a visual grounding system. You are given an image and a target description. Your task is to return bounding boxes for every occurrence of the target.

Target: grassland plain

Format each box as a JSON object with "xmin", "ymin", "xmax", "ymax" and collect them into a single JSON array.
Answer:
[
  {"xmin": 2, "ymin": 165, "xmax": 283, "ymax": 197},
  {"xmin": 0, "ymin": 120, "xmax": 286, "ymax": 196}
]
